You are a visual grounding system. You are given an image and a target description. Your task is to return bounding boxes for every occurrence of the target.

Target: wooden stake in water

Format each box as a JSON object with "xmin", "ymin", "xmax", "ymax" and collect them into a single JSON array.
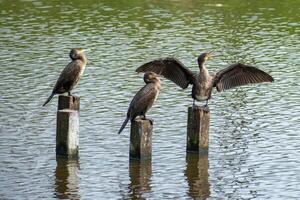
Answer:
[
  {"xmin": 187, "ymin": 106, "xmax": 210, "ymax": 154},
  {"xmin": 56, "ymin": 95, "xmax": 80, "ymax": 158},
  {"xmin": 130, "ymin": 119, "xmax": 153, "ymax": 161},
  {"xmin": 58, "ymin": 95, "xmax": 80, "ymax": 110}
]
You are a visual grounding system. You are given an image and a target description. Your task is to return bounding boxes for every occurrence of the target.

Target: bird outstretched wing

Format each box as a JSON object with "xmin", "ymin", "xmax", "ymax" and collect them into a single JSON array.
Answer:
[
  {"xmin": 136, "ymin": 57, "xmax": 194, "ymax": 89},
  {"xmin": 214, "ymin": 63, "xmax": 274, "ymax": 92}
]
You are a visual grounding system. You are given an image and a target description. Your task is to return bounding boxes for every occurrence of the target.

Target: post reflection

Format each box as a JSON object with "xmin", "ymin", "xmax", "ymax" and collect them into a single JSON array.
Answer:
[
  {"xmin": 128, "ymin": 160, "xmax": 152, "ymax": 199},
  {"xmin": 54, "ymin": 157, "xmax": 80, "ymax": 200},
  {"xmin": 184, "ymin": 153, "xmax": 210, "ymax": 200}
]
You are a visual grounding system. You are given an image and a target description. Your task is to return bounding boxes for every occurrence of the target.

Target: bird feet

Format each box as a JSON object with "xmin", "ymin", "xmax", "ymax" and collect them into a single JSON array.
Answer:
[
  {"xmin": 203, "ymin": 101, "xmax": 210, "ymax": 112},
  {"xmin": 136, "ymin": 116, "xmax": 153, "ymax": 124},
  {"xmin": 136, "ymin": 115, "xmax": 147, "ymax": 120},
  {"xmin": 203, "ymin": 104, "xmax": 210, "ymax": 112},
  {"xmin": 192, "ymin": 99, "xmax": 209, "ymax": 111},
  {"xmin": 192, "ymin": 100, "xmax": 210, "ymax": 111}
]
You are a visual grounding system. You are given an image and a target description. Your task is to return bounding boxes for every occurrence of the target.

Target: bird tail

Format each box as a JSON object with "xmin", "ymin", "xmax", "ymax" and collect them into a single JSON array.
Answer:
[
  {"xmin": 118, "ymin": 118, "xmax": 129, "ymax": 134},
  {"xmin": 43, "ymin": 93, "xmax": 55, "ymax": 106}
]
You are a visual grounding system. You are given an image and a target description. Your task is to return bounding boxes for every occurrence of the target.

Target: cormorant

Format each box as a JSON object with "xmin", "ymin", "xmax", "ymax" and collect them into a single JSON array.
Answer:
[
  {"xmin": 118, "ymin": 71, "xmax": 161, "ymax": 134},
  {"xmin": 43, "ymin": 48, "xmax": 87, "ymax": 106},
  {"xmin": 136, "ymin": 52, "xmax": 273, "ymax": 107}
]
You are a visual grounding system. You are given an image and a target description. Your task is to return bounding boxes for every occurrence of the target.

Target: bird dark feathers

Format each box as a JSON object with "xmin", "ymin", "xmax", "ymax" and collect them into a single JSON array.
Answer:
[
  {"xmin": 135, "ymin": 53, "xmax": 273, "ymax": 105},
  {"xmin": 214, "ymin": 63, "xmax": 274, "ymax": 92},
  {"xmin": 118, "ymin": 74, "xmax": 160, "ymax": 135},
  {"xmin": 43, "ymin": 48, "xmax": 86, "ymax": 107},
  {"xmin": 136, "ymin": 57, "xmax": 194, "ymax": 89},
  {"xmin": 53, "ymin": 60, "xmax": 83, "ymax": 94},
  {"xmin": 128, "ymin": 83, "xmax": 158, "ymax": 119}
]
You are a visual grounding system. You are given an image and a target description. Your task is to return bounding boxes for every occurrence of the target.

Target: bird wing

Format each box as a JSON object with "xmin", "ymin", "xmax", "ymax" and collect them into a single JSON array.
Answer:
[
  {"xmin": 128, "ymin": 83, "xmax": 158, "ymax": 119},
  {"xmin": 53, "ymin": 60, "xmax": 82, "ymax": 93},
  {"xmin": 214, "ymin": 63, "xmax": 274, "ymax": 92},
  {"xmin": 135, "ymin": 57, "xmax": 194, "ymax": 89}
]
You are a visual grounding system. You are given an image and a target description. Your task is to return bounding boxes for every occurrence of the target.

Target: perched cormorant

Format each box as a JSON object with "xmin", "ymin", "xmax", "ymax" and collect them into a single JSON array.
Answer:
[
  {"xmin": 118, "ymin": 71, "xmax": 161, "ymax": 134},
  {"xmin": 43, "ymin": 48, "xmax": 87, "ymax": 106},
  {"xmin": 136, "ymin": 52, "xmax": 274, "ymax": 107}
]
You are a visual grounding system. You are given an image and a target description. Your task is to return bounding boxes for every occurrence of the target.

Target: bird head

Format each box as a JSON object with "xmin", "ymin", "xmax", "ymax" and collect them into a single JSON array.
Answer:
[
  {"xmin": 144, "ymin": 71, "xmax": 160, "ymax": 83},
  {"xmin": 69, "ymin": 48, "xmax": 87, "ymax": 60},
  {"xmin": 197, "ymin": 51, "xmax": 213, "ymax": 66}
]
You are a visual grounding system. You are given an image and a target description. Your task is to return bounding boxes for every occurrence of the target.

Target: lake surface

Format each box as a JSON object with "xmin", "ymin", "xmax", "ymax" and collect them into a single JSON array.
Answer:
[{"xmin": 0, "ymin": 0, "xmax": 299, "ymax": 199}]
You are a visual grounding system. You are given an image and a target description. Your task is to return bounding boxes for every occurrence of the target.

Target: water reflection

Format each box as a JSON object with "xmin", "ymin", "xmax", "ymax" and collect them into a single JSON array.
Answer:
[
  {"xmin": 212, "ymin": 89, "xmax": 258, "ymax": 199},
  {"xmin": 54, "ymin": 157, "xmax": 80, "ymax": 200},
  {"xmin": 184, "ymin": 153, "xmax": 210, "ymax": 200},
  {"xmin": 127, "ymin": 160, "xmax": 152, "ymax": 199}
]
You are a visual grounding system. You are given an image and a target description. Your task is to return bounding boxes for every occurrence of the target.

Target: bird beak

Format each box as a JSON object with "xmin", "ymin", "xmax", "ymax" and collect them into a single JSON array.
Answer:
[
  {"xmin": 208, "ymin": 50, "xmax": 213, "ymax": 56},
  {"xmin": 82, "ymin": 48, "xmax": 90, "ymax": 52},
  {"xmin": 155, "ymin": 74, "xmax": 163, "ymax": 80},
  {"xmin": 207, "ymin": 50, "xmax": 213, "ymax": 59}
]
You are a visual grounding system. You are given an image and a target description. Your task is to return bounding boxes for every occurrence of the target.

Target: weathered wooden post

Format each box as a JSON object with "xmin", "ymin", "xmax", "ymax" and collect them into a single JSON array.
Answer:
[
  {"xmin": 56, "ymin": 95, "xmax": 80, "ymax": 158},
  {"xmin": 130, "ymin": 119, "xmax": 153, "ymax": 161},
  {"xmin": 58, "ymin": 95, "xmax": 80, "ymax": 110},
  {"xmin": 187, "ymin": 106, "xmax": 210, "ymax": 154}
]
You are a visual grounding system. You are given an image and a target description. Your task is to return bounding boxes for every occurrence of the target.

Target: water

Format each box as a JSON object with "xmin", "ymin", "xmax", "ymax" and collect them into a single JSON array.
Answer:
[{"xmin": 0, "ymin": 0, "xmax": 299, "ymax": 199}]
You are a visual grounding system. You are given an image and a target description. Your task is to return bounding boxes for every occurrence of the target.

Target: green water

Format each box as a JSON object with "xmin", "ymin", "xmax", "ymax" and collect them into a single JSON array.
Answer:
[{"xmin": 0, "ymin": 0, "xmax": 299, "ymax": 199}]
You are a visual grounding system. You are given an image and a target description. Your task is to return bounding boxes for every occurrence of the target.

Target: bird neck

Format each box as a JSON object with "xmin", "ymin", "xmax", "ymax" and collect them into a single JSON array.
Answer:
[
  {"xmin": 79, "ymin": 55, "xmax": 87, "ymax": 64},
  {"xmin": 156, "ymin": 79, "xmax": 161, "ymax": 87},
  {"xmin": 72, "ymin": 55, "xmax": 87, "ymax": 64},
  {"xmin": 198, "ymin": 61, "xmax": 211, "ymax": 80},
  {"xmin": 146, "ymin": 78, "xmax": 161, "ymax": 87},
  {"xmin": 198, "ymin": 60, "xmax": 206, "ymax": 71},
  {"xmin": 154, "ymin": 79, "xmax": 161, "ymax": 90}
]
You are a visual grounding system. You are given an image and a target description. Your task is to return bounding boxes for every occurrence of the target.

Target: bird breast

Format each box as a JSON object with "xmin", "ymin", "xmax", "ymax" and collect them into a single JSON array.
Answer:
[
  {"xmin": 153, "ymin": 83, "xmax": 161, "ymax": 102},
  {"xmin": 79, "ymin": 63, "xmax": 86, "ymax": 76},
  {"xmin": 193, "ymin": 72, "xmax": 214, "ymax": 101}
]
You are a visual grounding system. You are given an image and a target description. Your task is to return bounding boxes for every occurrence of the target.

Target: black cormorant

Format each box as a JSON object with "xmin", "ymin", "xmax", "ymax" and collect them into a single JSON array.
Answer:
[
  {"xmin": 118, "ymin": 71, "xmax": 161, "ymax": 134},
  {"xmin": 43, "ymin": 48, "xmax": 87, "ymax": 106},
  {"xmin": 136, "ymin": 52, "xmax": 273, "ymax": 107}
]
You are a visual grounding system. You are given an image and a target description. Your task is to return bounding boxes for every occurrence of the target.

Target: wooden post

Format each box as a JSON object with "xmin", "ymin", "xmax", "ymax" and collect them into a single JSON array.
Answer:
[
  {"xmin": 56, "ymin": 95, "xmax": 80, "ymax": 158},
  {"xmin": 130, "ymin": 119, "xmax": 153, "ymax": 161},
  {"xmin": 187, "ymin": 106, "xmax": 210, "ymax": 154},
  {"xmin": 58, "ymin": 95, "xmax": 80, "ymax": 110}
]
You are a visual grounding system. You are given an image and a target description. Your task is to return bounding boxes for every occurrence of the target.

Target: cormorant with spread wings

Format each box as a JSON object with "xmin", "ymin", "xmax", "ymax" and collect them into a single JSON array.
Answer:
[{"xmin": 136, "ymin": 52, "xmax": 273, "ymax": 107}]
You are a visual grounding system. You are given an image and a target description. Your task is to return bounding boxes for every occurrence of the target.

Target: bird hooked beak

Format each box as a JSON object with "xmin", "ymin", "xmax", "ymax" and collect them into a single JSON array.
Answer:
[
  {"xmin": 82, "ymin": 48, "xmax": 91, "ymax": 52},
  {"xmin": 206, "ymin": 50, "xmax": 213, "ymax": 59}
]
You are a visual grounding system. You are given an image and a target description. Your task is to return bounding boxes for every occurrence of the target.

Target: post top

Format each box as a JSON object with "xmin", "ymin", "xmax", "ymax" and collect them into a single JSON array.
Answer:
[
  {"xmin": 133, "ymin": 118, "xmax": 153, "ymax": 125},
  {"xmin": 58, "ymin": 109, "xmax": 77, "ymax": 113},
  {"xmin": 188, "ymin": 105, "xmax": 210, "ymax": 113},
  {"xmin": 58, "ymin": 94, "xmax": 80, "ymax": 99},
  {"xmin": 58, "ymin": 95, "xmax": 80, "ymax": 111}
]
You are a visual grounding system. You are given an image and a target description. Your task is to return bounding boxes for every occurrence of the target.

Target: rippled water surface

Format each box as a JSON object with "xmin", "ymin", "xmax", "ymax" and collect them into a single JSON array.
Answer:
[{"xmin": 1, "ymin": 0, "xmax": 300, "ymax": 199}]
